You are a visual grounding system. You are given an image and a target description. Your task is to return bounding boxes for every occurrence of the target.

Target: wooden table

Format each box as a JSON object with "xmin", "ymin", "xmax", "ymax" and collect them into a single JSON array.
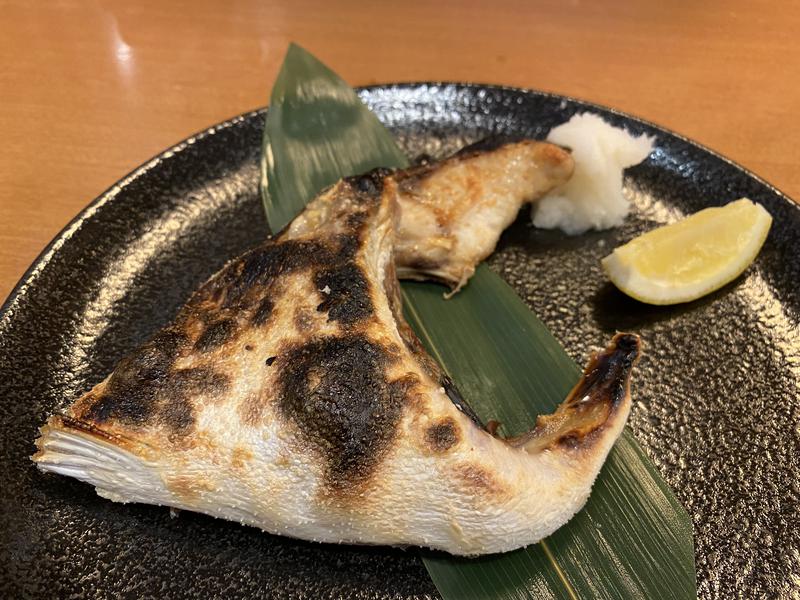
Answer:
[{"xmin": 2, "ymin": 0, "xmax": 799, "ymax": 303}]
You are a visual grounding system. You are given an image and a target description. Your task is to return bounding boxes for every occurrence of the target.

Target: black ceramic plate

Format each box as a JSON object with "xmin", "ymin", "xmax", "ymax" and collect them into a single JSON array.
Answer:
[{"xmin": 1, "ymin": 84, "xmax": 798, "ymax": 599}]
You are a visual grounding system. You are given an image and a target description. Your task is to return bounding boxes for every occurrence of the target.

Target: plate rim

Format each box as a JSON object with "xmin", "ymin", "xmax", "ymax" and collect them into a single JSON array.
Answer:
[{"xmin": 2, "ymin": 81, "xmax": 798, "ymax": 326}]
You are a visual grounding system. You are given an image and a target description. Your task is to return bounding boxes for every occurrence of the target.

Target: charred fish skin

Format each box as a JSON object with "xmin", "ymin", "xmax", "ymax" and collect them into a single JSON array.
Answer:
[
  {"xmin": 34, "ymin": 140, "xmax": 637, "ymax": 556},
  {"xmin": 511, "ymin": 333, "xmax": 640, "ymax": 455}
]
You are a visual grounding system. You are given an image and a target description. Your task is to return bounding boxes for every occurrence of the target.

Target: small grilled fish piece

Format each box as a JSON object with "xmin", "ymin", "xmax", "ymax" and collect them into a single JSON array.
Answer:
[
  {"xmin": 33, "ymin": 141, "xmax": 640, "ymax": 556},
  {"xmin": 394, "ymin": 140, "xmax": 574, "ymax": 290}
]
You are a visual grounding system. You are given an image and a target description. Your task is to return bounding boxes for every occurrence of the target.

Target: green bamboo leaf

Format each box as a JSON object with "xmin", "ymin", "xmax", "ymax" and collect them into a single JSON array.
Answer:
[
  {"xmin": 261, "ymin": 43, "xmax": 407, "ymax": 231},
  {"xmin": 261, "ymin": 43, "xmax": 696, "ymax": 600},
  {"xmin": 404, "ymin": 274, "xmax": 695, "ymax": 599}
]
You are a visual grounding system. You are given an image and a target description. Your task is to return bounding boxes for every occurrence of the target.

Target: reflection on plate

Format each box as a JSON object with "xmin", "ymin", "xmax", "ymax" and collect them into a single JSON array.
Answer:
[{"xmin": 1, "ymin": 84, "xmax": 798, "ymax": 598}]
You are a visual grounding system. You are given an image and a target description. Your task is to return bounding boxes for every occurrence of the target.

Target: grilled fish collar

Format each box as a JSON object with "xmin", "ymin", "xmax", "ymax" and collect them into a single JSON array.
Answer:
[{"xmin": 34, "ymin": 140, "xmax": 641, "ymax": 556}]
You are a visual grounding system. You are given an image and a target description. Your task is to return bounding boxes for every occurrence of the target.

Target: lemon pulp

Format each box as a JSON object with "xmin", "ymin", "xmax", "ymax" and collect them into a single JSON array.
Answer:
[{"xmin": 601, "ymin": 198, "xmax": 772, "ymax": 305}]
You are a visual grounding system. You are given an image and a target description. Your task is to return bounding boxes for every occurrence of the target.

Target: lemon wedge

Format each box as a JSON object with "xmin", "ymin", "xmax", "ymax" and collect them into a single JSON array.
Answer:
[{"xmin": 601, "ymin": 198, "xmax": 772, "ymax": 305}]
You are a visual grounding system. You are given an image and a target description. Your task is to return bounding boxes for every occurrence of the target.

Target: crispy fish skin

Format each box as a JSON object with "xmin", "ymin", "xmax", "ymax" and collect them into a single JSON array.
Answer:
[{"xmin": 33, "ymin": 141, "xmax": 639, "ymax": 556}]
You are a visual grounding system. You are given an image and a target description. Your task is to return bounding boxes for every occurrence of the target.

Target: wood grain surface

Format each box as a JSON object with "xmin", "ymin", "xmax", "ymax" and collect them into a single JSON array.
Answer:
[{"xmin": 2, "ymin": 0, "xmax": 799, "ymax": 303}]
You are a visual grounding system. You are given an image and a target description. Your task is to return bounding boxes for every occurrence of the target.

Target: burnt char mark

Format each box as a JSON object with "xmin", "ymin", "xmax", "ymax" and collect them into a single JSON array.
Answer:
[
  {"xmin": 216, "ymin": 240, "xmax": 330, "ymax": 309},
  {"xmin": 158, "ymin": 393, "xmax": 194, "ymax": 432},
  {"xmin": 333, "ymin": 232, "xmax": 361, "ymax": 261},
  {"xmin": 553, "ymin": 334, "xmax": 640, "ymax": 445},
  {"xmin": 209, "ymin": 228, "xmax": 375, "ymax": 329},
  {"xmin": 425, "ymin": 418, "xmax": 460, "ymax": 453},
  {"xmin": 510, "ymin": 333, "xmax": 640, "ymax": 452},
  {"xmin": 193, "ymin": 170, "xmax": 384, "ymax": 327},
  {"xmin": 344, "ymin": 167, "xmax": 392, "ymax": 200},
  {"xmin": 81, "ymin": 333, "xmax": 229, "ymax": 436},
  {"xmin": 455, "ymin": 136, "xmax": 524, "ymax": 157},
  {"xmin": 412, "ymin": 153, "xmax": 434, "ymax": 167},
  {"xmin": 83, "ymin": 328, "xmax": 187, "ymax": 426},
  {"xmin": 57, "ymin": 415, "xmax": 127, "ymax": 446},
  {"xmin": 441, "ymin": 373, "xmax": 484, "ymax": 429},
  {"xmin": 346, "ymin": 211, "xmax": 369, "ymax": 231},
  {"xmin": 83, "ymin": 386, "xmax": 157, "ymax": 429},
  {"xmin": 140, "ymin": 329, "xmax": 188, "ymax": 371},
  {"xmin": 567, "ymin": 333, "xmax": 641, "ymax": 412},
  {"xmin": 194, "ymin": 319, "xmax": 236, "ymax": 353},
  {"xmin": 277, "ymin": 335, "xmax": 405, "ymax": 489},
  {"xmin": 252, "ymin": 296, "xmax": 274, "ymax": 326},
  {"xmin": 171, "ymin": 367, "xmax": 230, "ymax": 398},
  {"xmin": 315, "ymin": 262, "xmax": 373, "ymax": 326}
]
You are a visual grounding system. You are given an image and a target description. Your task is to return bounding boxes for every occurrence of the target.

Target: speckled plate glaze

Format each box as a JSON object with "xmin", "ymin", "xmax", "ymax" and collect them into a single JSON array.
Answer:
[{"xmin": 1, "ymin": 84, "xmax": 798, "ymax": 599}]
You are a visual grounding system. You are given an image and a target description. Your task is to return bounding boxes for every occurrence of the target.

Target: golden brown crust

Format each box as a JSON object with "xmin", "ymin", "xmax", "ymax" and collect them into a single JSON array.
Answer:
[
  {"xmin": 165, "ymin": 472, "xmax": 216, "ymax": 503},
  {"xmin": 231, "ymin": 446, "xmax": 254, "ymax": 471}
]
